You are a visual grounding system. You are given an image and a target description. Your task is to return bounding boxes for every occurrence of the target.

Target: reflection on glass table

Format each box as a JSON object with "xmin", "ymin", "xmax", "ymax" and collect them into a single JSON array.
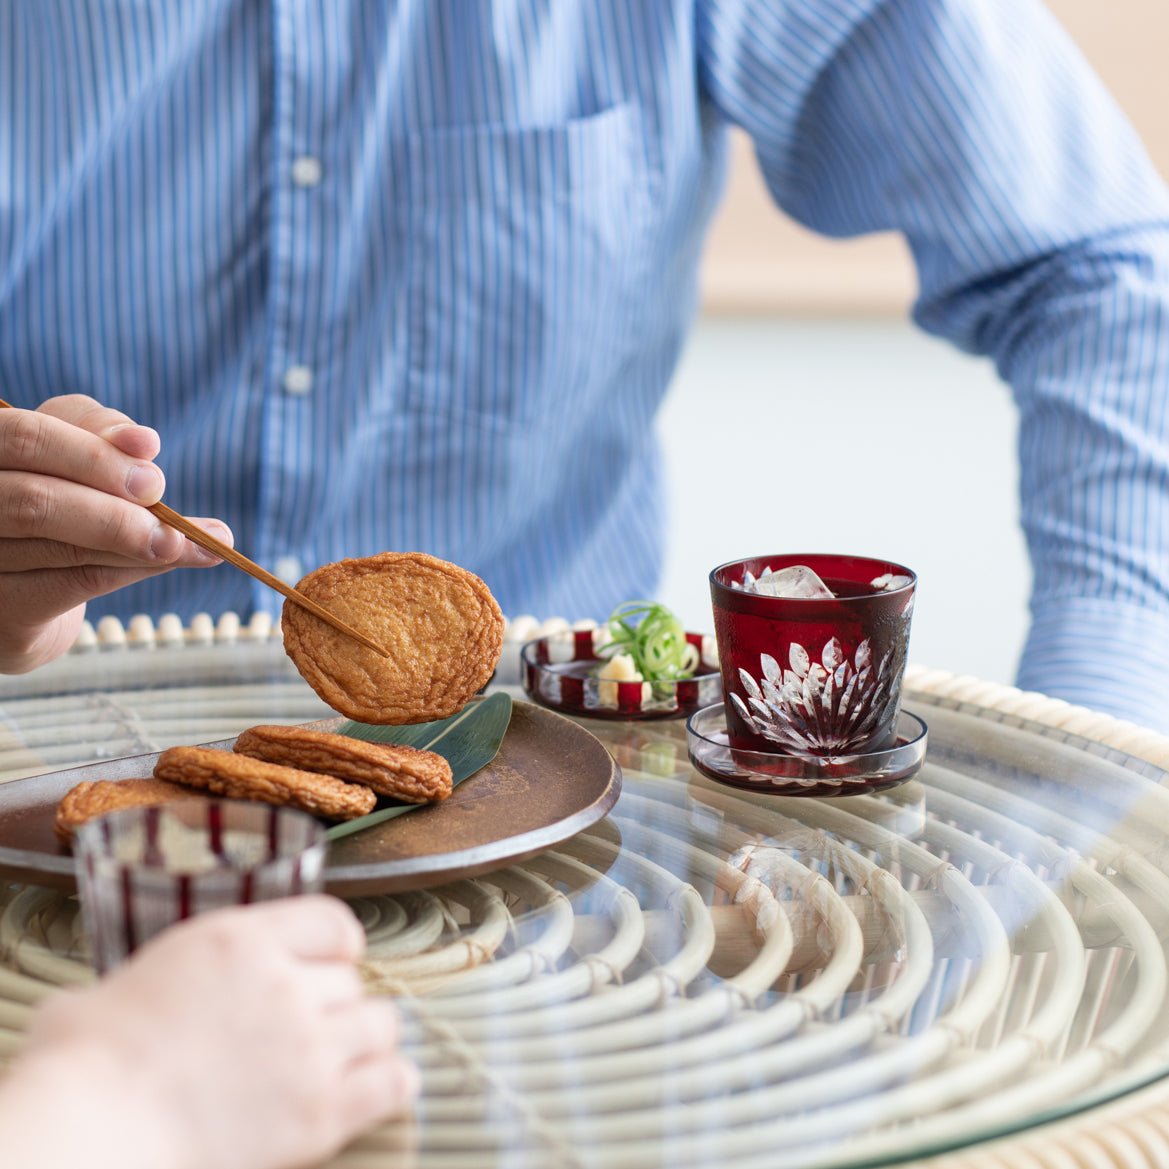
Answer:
[{"xmin": 3, "ymin": 625, "xmax": 1169, "ymax": 1169}]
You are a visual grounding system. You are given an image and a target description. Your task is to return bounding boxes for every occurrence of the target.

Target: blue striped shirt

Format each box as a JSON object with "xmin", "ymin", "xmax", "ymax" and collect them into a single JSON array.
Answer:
[{"xmin": 3, "ymin": 1, "xmax": 1169, "ymax": 729}]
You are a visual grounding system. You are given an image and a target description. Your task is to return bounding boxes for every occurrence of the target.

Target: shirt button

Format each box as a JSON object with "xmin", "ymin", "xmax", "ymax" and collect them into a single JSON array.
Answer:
[
  {"xmin": 281, "ymin": 365, "xmax": 314, "ymax": 395},
  {"xmin": 290, "ymin": 155, "xmax": 323, "ymax": 188},
  {"xmin": 275, "ymin": 557, "xmax": 303, "ymax": 584}
]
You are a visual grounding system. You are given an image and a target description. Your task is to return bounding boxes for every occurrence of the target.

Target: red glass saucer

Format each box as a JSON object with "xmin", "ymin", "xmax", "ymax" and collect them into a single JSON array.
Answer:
[{"xmin": 687, "ymin": 702, "xmax": 927, "ymax": 796}]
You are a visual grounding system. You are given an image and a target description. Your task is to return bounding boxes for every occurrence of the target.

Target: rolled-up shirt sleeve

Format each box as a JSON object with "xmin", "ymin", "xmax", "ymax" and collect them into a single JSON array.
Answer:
[{"xmin": 698, "ymin": 0, "xmax": 1169, "ymax": 730}]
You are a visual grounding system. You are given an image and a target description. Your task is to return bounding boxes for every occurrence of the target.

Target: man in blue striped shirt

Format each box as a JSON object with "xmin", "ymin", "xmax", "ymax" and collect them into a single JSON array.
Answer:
[{"xmin": 2, "ymin": 2, "xmax": 1169, "ymax": 729}]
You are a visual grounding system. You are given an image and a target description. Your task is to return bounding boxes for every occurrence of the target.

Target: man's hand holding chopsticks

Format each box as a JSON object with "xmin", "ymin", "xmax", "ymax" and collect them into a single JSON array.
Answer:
[{"xmin": 0, "ymin": 394, "xmax": 231, "ymax": 673}]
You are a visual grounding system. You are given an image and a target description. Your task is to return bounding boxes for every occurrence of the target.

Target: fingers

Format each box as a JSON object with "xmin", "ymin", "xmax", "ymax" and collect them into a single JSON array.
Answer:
[
  {"xmin": 144, "ymin": 898, "xmax": 365, "ymax": 975},
  {"xmin": 35, "ymin": 393, "xmax": 137, "ymax": 430},
  {"xmin": 241, "ymin": 896, "xmax": 368, "ymax": 963},
  {"xmin": 0, "ymin": 517, "xmax": 230, "ymax": 624},
  {"xmin": 327, "ymin": 998, "xmax": 402, "ymax": 1065},
  {"xmin": 0, "ymin": 406, "xmax": 166, "ymax": 505},
  {"xmin": 0, "ymin": 402, "xmax": 233, "ymax": 666},
  {"xmin": 0, "ymin": 471, "xmax": 172, "ymax": 561},
  {"xmin": 35, "ymin": 394, "xmax": 161, "ymax": 461},
  {"xmin": 0, "ymin": 516, "xmax": 230, "ymax": 666},
  {"xmin": 338, "ymin": 1052, "xmax": 421, "ymax": 1132},
  {"xmin": 0, "ymin": 519, "xmax": 231, "ymax": 572},
  {"xmin": 0, "ymin": 468, "xmax": 237, "ymax": 563},
  {"xmin": 300, "ymin": 963, "xmax": 367, "ymax": 1011}
]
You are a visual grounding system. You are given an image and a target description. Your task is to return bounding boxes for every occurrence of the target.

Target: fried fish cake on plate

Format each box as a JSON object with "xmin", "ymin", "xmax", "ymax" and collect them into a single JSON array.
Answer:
[
  {"xmin": 54, "ymin": 778, "xmax": 201, "ymax": 844},
  {"xmin": 280, "ymin": 552, "xmax": 504, "ymax": 725},
  {"xmin": 154, "ymin": 746, "xmax": 376, "ymax": 821},
  {"xmin": 234, "ymin": 724, "xmax": 452, "ymax": 803}
]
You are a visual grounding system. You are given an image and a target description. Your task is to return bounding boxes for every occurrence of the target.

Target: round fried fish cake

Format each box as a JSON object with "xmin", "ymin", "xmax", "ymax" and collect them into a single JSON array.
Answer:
[
  {"xmin": 280, "ymin": 552, "xmax": 504, "ymax": 725},
  {"xmin": 54, "ymin": 778, "xmax": 202, "ymax": 844},
  {"xmin": 234, "ymin": 725, "xmax": 452, "ymax": 803},
  {"xmin": 154, "ymin": 746, "xmax": 376, "ymax": 821}
]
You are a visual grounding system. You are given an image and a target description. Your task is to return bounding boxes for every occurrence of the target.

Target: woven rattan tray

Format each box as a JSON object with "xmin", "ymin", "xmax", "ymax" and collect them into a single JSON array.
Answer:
[{"xmin": 3, "ymin": 616, "xmax": 1169, "ymax": 1167}]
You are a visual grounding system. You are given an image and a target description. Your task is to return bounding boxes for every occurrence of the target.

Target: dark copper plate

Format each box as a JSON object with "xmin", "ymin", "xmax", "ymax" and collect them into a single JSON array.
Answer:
[{"xmin": 0, "ymin": 701, "xmax": 621, "ymax": 896}]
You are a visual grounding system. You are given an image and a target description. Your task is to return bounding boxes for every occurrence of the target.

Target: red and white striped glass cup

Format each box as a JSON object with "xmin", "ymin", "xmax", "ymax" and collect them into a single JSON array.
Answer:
[{"xmin": 74, "ymin": 799, "xmax": 326, "ymax": 972}]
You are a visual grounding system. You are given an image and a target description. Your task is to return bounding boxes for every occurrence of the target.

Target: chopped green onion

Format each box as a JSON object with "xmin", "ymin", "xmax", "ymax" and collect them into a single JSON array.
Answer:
[{"xmin": 598, "ymin": 600, "xmax": 699, "ymax": 682}]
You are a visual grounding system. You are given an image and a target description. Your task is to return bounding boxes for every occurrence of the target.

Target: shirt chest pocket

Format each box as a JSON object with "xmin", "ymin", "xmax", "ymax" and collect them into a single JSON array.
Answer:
[{"xmin": 399, "ymin": 104, "xmax": 654, "ymax": 427}]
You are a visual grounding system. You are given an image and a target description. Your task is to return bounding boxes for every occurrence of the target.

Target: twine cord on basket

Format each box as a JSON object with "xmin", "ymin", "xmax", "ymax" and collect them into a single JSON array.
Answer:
[{"xmin": 361, "ymin": 968, "xmax": 590, "ymax": 1169}]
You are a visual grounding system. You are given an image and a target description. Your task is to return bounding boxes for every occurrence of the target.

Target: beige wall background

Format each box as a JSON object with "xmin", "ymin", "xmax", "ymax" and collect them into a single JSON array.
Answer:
[{"xmin": 700, "ymin": 0, "xmax": 1169, "ymax": 315}]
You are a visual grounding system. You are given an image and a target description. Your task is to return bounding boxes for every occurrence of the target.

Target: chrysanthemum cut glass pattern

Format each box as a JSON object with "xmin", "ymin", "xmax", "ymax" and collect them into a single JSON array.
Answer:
[{"xmin": 729, "ymin": 636, "xmax": 906, "ymax": 756}]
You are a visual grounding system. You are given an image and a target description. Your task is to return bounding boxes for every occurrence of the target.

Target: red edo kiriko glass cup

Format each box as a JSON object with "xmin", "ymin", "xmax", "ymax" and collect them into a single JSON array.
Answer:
[
  {"xmin": 710, "ymin": 554, "xmax": 916, "ymax": 758},
  {"xmin": 74, "ymin": 799, "xmax": 326, "ymax": 972}
]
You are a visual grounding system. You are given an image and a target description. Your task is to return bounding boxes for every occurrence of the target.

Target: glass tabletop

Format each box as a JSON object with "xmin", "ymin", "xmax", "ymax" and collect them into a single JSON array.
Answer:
[{"xmin": 2, "ymin": 627, "xmax": 1169, "ymax": 1168}]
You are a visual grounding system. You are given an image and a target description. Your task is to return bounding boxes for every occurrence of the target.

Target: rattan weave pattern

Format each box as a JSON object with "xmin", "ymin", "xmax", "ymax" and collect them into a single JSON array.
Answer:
[{"xmin": 3, "ymin": 624, "xmax": 1169, "ymax": 1166}]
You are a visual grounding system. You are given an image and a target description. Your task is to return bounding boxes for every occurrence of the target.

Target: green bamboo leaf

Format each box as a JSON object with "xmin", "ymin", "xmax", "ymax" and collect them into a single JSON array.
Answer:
[{"xmin": 324, "ymin": 692, "xmax": 513, "ymax": 842}]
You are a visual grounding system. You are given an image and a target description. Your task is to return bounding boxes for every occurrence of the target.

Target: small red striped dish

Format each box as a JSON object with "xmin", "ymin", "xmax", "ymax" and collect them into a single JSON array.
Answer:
[{"xmin": 521, "ymin": 628, "xmax": 722, "ymax": 721}]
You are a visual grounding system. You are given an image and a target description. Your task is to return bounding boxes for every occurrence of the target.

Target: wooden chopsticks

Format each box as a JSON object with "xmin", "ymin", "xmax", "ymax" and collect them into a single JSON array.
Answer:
[
  {"xmin": 0, "ymin": 399, "xmax": 391, "ymax": 658},
  {"xmin": 146, "ymin": 500, "xmax": 390, "ymax": 657}
]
